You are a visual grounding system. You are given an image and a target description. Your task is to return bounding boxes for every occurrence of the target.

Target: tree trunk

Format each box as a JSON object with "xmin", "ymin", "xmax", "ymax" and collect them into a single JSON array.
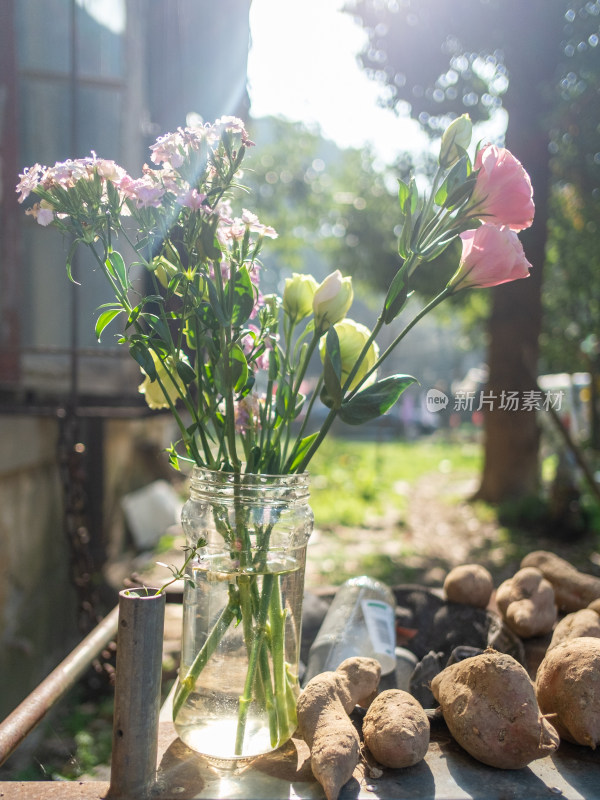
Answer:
[{"xmin": 474, "ymin": 1, "xmax": 562, "ymax": 503}]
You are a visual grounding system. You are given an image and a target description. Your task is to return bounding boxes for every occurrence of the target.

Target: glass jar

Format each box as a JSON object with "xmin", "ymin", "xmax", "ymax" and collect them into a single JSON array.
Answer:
[{"xmin": 172, "ymin": 468, "xmax": 313, "ymax": 763}]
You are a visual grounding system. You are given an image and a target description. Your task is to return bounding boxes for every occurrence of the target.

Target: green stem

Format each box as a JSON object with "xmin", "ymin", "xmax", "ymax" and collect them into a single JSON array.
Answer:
[
  {"xmin": 235, "ymin": 573, "xmax": 275, "ymax": 755},
  {"xmin": 349, "ymin": 286, "xmax": 453, "ymax": 398},
  {"xmin": 173, "ymin": 596, "xmax": 237, "ymax": 720},
  {"xmin": 268, "ymin": 579, "xmax": 289, "ymax": 741}
]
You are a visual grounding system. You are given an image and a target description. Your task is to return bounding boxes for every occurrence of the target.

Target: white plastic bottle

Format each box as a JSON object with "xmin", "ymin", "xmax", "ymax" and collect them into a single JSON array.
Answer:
[{"xmin": 303, "ymin": 575, "xmax": 396, "ymax": 684}]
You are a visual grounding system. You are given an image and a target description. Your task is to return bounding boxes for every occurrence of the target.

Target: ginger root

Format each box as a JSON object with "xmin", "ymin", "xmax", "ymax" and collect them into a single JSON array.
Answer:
[
  {"xmin": 495, "ymin": 566, "xmax": 557, "ymax": 638},
  {"xmin": 297, "ymin": 657, "xmax": 381, "ymax": 800}
]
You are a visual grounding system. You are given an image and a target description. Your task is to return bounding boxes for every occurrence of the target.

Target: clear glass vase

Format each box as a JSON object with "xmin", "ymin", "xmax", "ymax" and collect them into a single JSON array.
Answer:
[{"xmin": 172, "ymin": 468, "xmax": 313, "ymax": 763}]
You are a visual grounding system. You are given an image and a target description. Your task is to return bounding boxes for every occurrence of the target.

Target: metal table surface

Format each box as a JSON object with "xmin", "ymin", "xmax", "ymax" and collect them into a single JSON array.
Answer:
[{"xmin": 152, "ymin": 695, "xmax": 600, "ymax": 800}]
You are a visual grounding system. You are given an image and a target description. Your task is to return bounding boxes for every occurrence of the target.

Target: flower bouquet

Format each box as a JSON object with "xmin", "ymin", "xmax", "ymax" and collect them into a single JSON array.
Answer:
[{"xmin": 17, "ymin": 113, "xmax": 534, "ymax": 759}]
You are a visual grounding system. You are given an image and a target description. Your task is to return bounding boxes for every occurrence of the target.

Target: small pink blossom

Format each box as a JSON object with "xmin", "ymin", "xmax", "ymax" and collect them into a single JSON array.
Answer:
[
  {"xmin": 177, "ymin": 189, "xmax": 207, "ymax": 210},
  {"xmin": 25, "ymin": 203, "xmax": 54, "ymax": 226},
  {"xmin": 447, "ymin": 224, "xmax": 532, "ymax": 290},
  {"xmin": 150, "ymin": 130, "xmax": 185, "ymax": 167},
  {"xmin": 213, "ymin": 116, "xmax": 254, "ymax": 146},
  {"xmin": 470, "ymin": 144, "xmax": 535, "ymax": 232},
  {"xmin": 117, "ymin": 174, "xmax": 165, "ymax": 208},
  {"xmin": 234, "ymin": 393, "xmax": 262, "ymax": 434},
  {"xmin": 36, "ymin": 207, "xmax": 55, "ymax": 226},
  {"xmin": 16, "ymin": 164, "xmax": 44, "ymax": 203},
  {"xmin": 95, "ymin": 159, "xmax": 126, "ymax": 182},
  {"xmin": 241, "ymin": 209, "xmax": 277, "ymax": 238}
]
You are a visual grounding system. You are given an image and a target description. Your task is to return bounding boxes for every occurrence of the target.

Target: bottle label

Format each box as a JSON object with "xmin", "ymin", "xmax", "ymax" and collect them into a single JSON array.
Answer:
[{"xmin": 361, "ymin": 599, "xmax": 395, "ymax": 659}]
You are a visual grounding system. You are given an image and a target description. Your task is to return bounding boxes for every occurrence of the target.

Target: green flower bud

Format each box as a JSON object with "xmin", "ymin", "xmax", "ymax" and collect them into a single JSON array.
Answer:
[
  {"xmin": 313, "ymin": 270, "xmax": 353, "ymax": 332},
  {"xmin": 151, "ymin": 256, "xmax": 178, "ymax": 289},
  {"xmin": 283, "ymin": 273, "xmax": 318, "ymax": 321},
  {"xmin": 138, "ymin": 351, "xmax": 188, "ymax": 410},
  {"xmin": 439, "ymin": 114, "xmax": 472, "ymax": 168},
  {"xmin": 320, "ymin": 318, "xmax": 379, "ymax": 391}
]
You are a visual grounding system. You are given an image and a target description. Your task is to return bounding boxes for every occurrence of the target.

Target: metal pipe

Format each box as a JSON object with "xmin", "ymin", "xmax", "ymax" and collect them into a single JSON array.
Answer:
[
  {"xmin": 109, "ymin": 588, "xmax": 165, "ymax": 800},
  {"xmin": 0, "ymin": 604, "xmax": 120, "ymax": 767}
]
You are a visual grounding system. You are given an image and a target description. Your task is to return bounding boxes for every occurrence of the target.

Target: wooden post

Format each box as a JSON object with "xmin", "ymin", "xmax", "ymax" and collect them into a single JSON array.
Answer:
[{"xmin": 109, "ymin": 588, "xmax": 166, "ymax": 799}]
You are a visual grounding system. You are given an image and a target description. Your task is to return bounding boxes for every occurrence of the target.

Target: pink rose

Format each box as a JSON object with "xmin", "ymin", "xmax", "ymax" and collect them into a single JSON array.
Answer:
[
  {"xmin": 447, "ymin": 224, "xmax": 532, "ymax": 290},
  {"xmin": 470, "ymin": 145, "xmax": 535, "ymax": 232}
]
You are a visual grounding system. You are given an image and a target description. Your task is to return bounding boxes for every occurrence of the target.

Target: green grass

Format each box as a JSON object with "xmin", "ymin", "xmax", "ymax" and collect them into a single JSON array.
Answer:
[{"xmin": 308, "ymin": 433, "xmax": 481, "ymax": 528}]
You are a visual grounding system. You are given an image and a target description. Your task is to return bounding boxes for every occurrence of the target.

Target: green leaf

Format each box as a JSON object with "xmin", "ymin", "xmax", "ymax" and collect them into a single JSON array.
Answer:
[
  {"xmin": 227, "ymin": 266, "xmax": 255, "ymax": 327},
  {"xmin": 126, "ymin": 305, "xmax": 141, "ymax": 329},
  {"xmin": 383, "ymin": 269, "xmax": 409, "ymax": 324},
  {"xmin": 269, "ymin": 348, "xmax": 280, "ymax": 381},
  {"xmin": 215, "ymin": 343, "xmax": 248, "ymax": 395},
  {"xmin": 205, "ymin": 278, "xmax": 228, "ymax": 325},
  {"xmin": 106, "ymin": 180, "xmax": 121, "ymax": 211},
  {"xmin": 275, "ymin": 378, "xmax": 293, "ymax": 418},
  {"xmin": 95, "ymin": 309, "xmax": 123, "ymax": 341},
  {"xmin": 129, "ymin": 341, "xmax": 156, "ymax": 378},
  {"xmin": 397, "ymin": 209, "xmax": 412, "ymax": 260},
  {"xmin": 230, "ymin": 344, "xmax": 249, "ymax": 392},
  {"xmin": 286, "ymin": 432, "xmax": 319, "ymax": 472},
  {"xmin": 444, "ymin": 175, "xmax": 478, "ymax": 209},
  {"xmin": 107, "ymin": 251, "xmax": 128, "ymax": 290},
  {"xmin": 322, "ymin": 326, "xmax": 342, "ymax": 408},
  {"xmin": 176, "ymin": 360, "xmax": 196, "ymax": 385},
  {"xmin": 65, "ymin": 239, "xmax": 81, "ymax": 284},
  {"xmin": 398, "ymin": 179, "xmax": 410, "ymax": 211},
  {"xmin": 444, "ymin": 156, "xmax": 470, "ymax": 202},
  {"xmin": 200, "ymin": 223, "xmax": 222, "ymax": 260},
  {"xmin": 144, "ymin": 314, "xmax": 172, "ymax": 345},
  {"xmin": 407, "ymin": 178, "xmax": 419, "ymax": 215},
  {"xmin": 339, "ymin": 375, "xmax": 417, "ymax": 425}
]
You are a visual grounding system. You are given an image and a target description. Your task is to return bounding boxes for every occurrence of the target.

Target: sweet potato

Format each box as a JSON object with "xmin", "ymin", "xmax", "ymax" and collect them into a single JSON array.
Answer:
[
  {"xmin": 297, "ymin": 657, "xmax": 381, "ymax": 800},
  {"xmin": 362, "ymin": 689, "xmax": 430, "ymax": 768},
  {"xmin": 431, "ymin": 649, "xmax": 559, "ymax": 769},
  {"xmin": 536, "ymin": 636, "xmax": 600, "ymax": 748},
  {"xmin": 521, "ymin": 550, "xmax": 600, "ymax": 612},
  {"xmin": 547, "ymin": 608, "xmax": 600, "ymax": 651},
  {"xmin": 495, "ymin": 567, "xmax": 557, "ymax": 638},
  {"xmin": 588, "ymin": 598, "xmax": 600, "ymax": 615},
  {"xmin": 443, "ymin": 564, "xmax": 494, "ymax": 608}
]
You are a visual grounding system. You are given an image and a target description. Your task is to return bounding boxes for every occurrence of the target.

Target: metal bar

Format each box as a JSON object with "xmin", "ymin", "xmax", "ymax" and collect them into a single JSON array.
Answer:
[
  {"xmin": 109, "ymin": 588, "xmax": 165, "ymax": 800},
  {"xmin": 0, "ymin": 604, "xmax": 119, "ymax": 767}
]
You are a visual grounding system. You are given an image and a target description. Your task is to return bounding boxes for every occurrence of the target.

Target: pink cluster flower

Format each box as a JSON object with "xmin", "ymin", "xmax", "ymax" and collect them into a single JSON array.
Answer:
[
  {"xmin": 234, "ymin": 393, "xmax": 262, "ymax": 434},
  {"xmin": 16, "ymin": 164, "xmax": 46, "ymax": 203},
  {"xmin": 241, "ymin": 209, "xmax": 277, "ymax": 239},
  {"xmin": 176, "ymin": 189, "xmax": 208, "ymax": 210},
  {"xmin": 117, "ymin": 173, "xmax": 165, "ymax": 209},
  {"xmin": 150, "ymin": 129, "xmax": 188, "ymax": 168},
  {"xmin": 25, "ymin": 203, "xmax": 54, "ymax": 226},
  {"xmin": 448, "ymin": 225, "xmax": 532, "ymax": 290},
  {"xmin": 213, "ymin": 116, "xmax": 255, "ymax": 147},
  {"xmin": 470, "ymin": 144, "xmax": 534, "ymax": 231}
]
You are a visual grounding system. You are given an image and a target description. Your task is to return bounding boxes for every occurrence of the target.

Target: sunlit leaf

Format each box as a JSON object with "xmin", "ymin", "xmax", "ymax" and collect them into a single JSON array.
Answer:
[
  {"xmin": 129, "ymin": 341, "xmax": 155, "ymax": 378},
  {"xmin": 107, "ymin": 251, "xmax": 128, "ymax": 290},
  {"xmin": 339, "ymin": 375, "xmax": 417, "ymax": 425},
  {"xmin": 286, "ymin": 432, "xmax": 319, "ymax": 472},
  {"xmin": 227, "ymin": 266, "xmax": 255, "ymax": 326},
  {"xmin": 95, "ymin": 308, "xmax": 122, "ymax": 340}
]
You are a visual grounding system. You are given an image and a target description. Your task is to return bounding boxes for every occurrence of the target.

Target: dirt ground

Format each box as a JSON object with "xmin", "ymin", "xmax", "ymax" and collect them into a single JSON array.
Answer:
[{"xmin": 305, "ymin": 470, "xmax": 600, "ymax": 591}]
